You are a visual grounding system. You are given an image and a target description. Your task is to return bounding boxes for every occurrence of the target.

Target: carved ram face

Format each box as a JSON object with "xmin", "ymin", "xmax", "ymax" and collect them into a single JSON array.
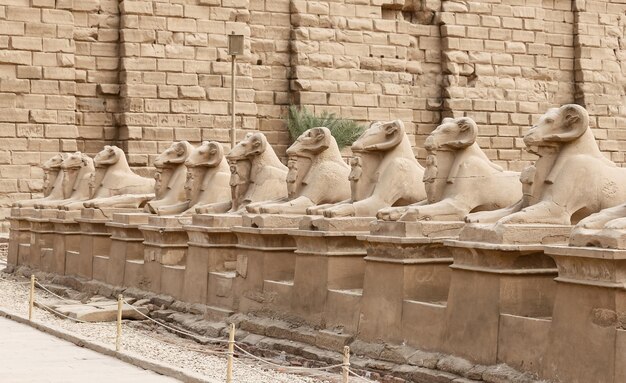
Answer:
[
  {"xmin": 424, "ymin": 117, "xmax": 477, "ymax": 151},
  {"xmin": 42, "ymin": 153, "xmax": 67, "ymax": 170},
  {"xmin": 226, "ymin": 132, "xmax": 267, "ymax": 161},
  {"xmin": 61, "ymin": 152, "xmax": 87, "ymax": 169},
  {"xmin": 351, "ymin": 120, "xmax": 405, "ymax": 153},
  {"xmin": 286, "ymin": 127, "xmax": 331, "ymax": 157},
  {"xmin": 153, "ymin": 141, "xmax": 191, "ymax": 168},
  {"xmin": 524, "ymin": 104, "xmax": 589, "ymax": 147},
  {"xmin": 94, "ymin": 145, "xmax": 122, "ymax": 167},
  {"xmin": 185, "ymin": 141, "xmax": 224, "ymax": 168}
]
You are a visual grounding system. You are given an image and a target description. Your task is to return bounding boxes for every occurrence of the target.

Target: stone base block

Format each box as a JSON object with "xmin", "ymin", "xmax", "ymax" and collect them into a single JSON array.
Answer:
[
  {"xmin": 324, "ymin": 288, "xmax": 362, "ymax": 333},
  {"xmin": 460, "ymin": 223, "xmax": 572, "ymax": 245},
  {"xmin": 123, "ymin": 259, "xmax": 145, "ymax": 289},
  {"xmin": 369, "ymin": 220, "xmax": 465, "ymax": 238},
  {"xmin": 65, "ymin": 251, "xmax": 80, "ymax": 277},
  {"xmin": 497, "ymin": 314, "xmax": 551, "ymax": 376},
  {"xmin": 299, "ymin": 216, "xmax": 374, "ymax": 232},
  {"xmin": 92, "ymin": 255, "xmax": 109, "ymax": 282},
  {"xmin": 242, "ymin": 214, "xmax": 304, "ymax": 229},
  {"xmin": 161, "ymin": 264, "xmax": 185, "ymax": 299},
  {"xmin": 401, "ymin": 300, "xmax": 446, "ymax": 351}
]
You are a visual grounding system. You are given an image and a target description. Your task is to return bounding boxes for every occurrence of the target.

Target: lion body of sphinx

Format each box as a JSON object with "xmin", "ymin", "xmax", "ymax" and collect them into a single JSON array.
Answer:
[
  {"xmin": 197, "ymin": 132, "xmax": 287, "ymax": 214},
  {"xmin": 313, "ymin": 120, "xmax": 427, "ymax": 218},
  {"xmin": 249, "ymin": 127, "xmax": 351, "ymax": 215},
  {"xmin": 379, "ymin": 117, "xmax": 523, "ymax": 222},
  {"xmin": 63, "ymin": 146, "xmax": 155, "ymax": 210},
  {"xmin": 467, "ymin": 104, "xmax": 626, "ymax": 225},
  {"xmin": 144, "ymin": 141, "xmax": 194, "ymax": 215}
]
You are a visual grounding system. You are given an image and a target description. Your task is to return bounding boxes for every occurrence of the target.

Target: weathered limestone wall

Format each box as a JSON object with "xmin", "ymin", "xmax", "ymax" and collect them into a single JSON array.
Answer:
[{"xmin": 1, "ymin": 0, "xmax": 626, "ymax": 229}]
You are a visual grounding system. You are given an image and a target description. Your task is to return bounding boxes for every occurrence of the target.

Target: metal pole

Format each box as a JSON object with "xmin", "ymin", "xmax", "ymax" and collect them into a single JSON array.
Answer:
[
  {"xmin": 342, "ymin": 345, "xmax": 350, "ymax": 383},
  {"xmin": 28, "ymin": 275, "xmax": 35, "ymax": 321},
  {"xmin": 231, "ymin": 55, "xmax": 236, "ymax": 148},
  {"xmin": 226, "ymin": 322, "xmax": 235, "ymax": 383},
  {"xmin": 116, "ymin": 294, "xmax": 123, "ymax": 352}
]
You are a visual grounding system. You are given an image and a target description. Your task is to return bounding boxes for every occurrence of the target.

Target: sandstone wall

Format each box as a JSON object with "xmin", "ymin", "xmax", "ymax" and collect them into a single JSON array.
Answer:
[{"xmin": 0, "ymin": 0, "xmax": 625, "ymax": 229}]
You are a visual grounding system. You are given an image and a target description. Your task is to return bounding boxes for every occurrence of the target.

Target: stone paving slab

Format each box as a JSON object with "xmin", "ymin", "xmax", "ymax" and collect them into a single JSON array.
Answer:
[{"xmin": 0, "ymin": 316, "xmax": 180, "ymax": 383}]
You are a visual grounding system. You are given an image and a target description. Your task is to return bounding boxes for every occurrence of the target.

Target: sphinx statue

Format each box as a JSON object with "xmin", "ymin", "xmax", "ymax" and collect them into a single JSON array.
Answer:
[
  {"xmin": 377, "ymin": 117, "xmax": 522, "ymax": 221},
  {"xmin": 308, "ymin": 120, "xmax": 427, "ymax": 218},
  {"xmin": 14, "ymin": 153, "xmax": 68, "ymax": 208},
  {"xmin": 34, "ymin": 152, "xmax": 95, "ymax": 209},
  {"xmin": 60, "ymin": 145, "xmax": 155, "ymax": 210},
  {"xmin": 196, "ymin": 132, "xmax": 288, "ymax": 214},
  {"xmin": 143, "ymin": 141, "xmax": 194, "ymax": 215},
  {"xmin": 466, "ymin": 104, "xmax": 626, "ymax": 225},
  {"xmin": 154, "ymin": 141, "xmax": 231, "ymax": 215},
  {"xmin": 245, "ymin": 127, "xmax": 351, "ymax": 215}
]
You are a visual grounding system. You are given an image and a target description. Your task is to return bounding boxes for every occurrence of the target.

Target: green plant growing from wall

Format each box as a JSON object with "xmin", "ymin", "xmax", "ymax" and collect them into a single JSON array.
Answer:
[{"xmin": 286, "ymin": 106, "xmax": 365, "ymax": 149}]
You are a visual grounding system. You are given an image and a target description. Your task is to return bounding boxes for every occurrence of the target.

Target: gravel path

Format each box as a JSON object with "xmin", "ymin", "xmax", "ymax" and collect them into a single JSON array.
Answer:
[{"xmin": 0, "ymin": 252, "xmax": 342, "ymax": 383}]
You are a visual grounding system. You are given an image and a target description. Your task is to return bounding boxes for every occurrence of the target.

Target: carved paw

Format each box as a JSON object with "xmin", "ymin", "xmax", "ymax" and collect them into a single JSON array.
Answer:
[
  {"xmin": 399, "ymin": 208, "xmax": 432, "ymax": 222},
  {"xmin": 306, "ymin": 206, "xmax": 326, "ymax": 215},
  {"xmin": 376, "ymin": 207, "xmax": 407, "ymax": 221},
  {"xmin": 259, "ymin": 205, "xmax": 279, "ymax": 214},
  {"xmin": 323, "ymin": 204, "xmax": 355, "ymax": 218},
  {"xmin": 604, "ymin": 217, "xmax": 626, "ymax": 230}
]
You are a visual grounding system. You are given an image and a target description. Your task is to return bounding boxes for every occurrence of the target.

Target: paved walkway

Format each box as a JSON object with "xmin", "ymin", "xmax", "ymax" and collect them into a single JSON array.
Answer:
[{"xmin": 0, "ymin": 317, "xmax": 180, "ymax": 383}]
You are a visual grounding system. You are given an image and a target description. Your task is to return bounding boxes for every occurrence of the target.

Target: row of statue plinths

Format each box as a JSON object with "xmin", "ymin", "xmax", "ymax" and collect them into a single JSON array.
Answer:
[{"xmin": 7, "ymin": 104, "xmax": 626, "ymax": 383}]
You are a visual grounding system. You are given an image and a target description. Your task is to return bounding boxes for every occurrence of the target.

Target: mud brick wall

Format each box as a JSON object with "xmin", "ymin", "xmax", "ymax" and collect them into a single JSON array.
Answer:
[{"xmin": 1, "ymin": 0, "xmax": 626, "ymax": 229}]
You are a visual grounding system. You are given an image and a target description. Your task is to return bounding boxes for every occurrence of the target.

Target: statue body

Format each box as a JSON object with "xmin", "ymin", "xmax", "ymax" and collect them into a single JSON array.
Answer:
[
  {"xmin": 248, "ymin": 127, "xmax": 351, "ymax": 215},
  {"xmin": 308, "ymin": 120, "xmax": 427, "ymax": 218},
  {"xmin": 62, "ymin": 146, "xmax": 155, "ymax": 210},
  {"xmin": 174, "ymin": 141, "xmax": 231, "ymax": 215},
  {"xmin": 196, "ymin": 133, "xmax": 287, "ymax": 214},
  {"xmin": 466, "ymin": 104, "xmax": 626, "ymax": 225},
  {"xmin": 34, "ymin": 152, "xmax": 95, "ymax": 209},
  {"xmin": 144, "ymin": 141, "xmax": 194, "ymax": 215},
  {"xmin": 377, "ymin": 117, "xmax": 522, "ymax": 222},
  {"xmin": 15, "ymin": 153, "xmax": 67, "ymax": 208}
]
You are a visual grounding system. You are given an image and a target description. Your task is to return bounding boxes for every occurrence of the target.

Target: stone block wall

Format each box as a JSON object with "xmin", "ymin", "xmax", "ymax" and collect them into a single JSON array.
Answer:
[{"xmin": 1, "ymin": 0, "xmax": 626, "ymax": 229}]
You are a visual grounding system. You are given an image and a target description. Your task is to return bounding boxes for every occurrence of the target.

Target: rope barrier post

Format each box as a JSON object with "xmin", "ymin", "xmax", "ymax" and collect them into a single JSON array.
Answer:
[
  {"xmin": 226, "ymin": 322, "xmax": 235, "ymax": 383},
  {"xmin": 342, "ymin": 345, "xmax": 350, "ymax": 383},
  {"xmin": 116, "ymin": 294, "xmax": 123, "ymax": 352},
  {"xmin": 28, "ymin": 275, "xmax": 35, "ymax": 321}
]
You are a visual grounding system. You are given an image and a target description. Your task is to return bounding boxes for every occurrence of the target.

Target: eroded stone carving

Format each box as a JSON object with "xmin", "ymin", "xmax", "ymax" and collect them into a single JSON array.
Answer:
[
  {"xmin": 143, "ymin": 141, "xmax": 194, "ymax": 215},
  {"xmin": 247, "ymin": 127, "xmax": 351, "ymax": 214},
  {"xmin": 62, "ymin": 146, "xmax": 155, "ymax": 210},
  {"xmin": 35, "ymin": 152, "xmax": 95, "ymax": 208},
  {"xmin": 177, "ymin": 141, "xmax": 231, "ymax": 215},
  {"xmin": 377, "ymin": 117, "xmax": 522, "ymax": 221},
  {"xmin": 466, "ymin": 104, "xmax": 626, "ymax": 225},
  {"xmin": 308, "ymin": 120, "xmax": 426, "ymax": 218},
  {"xmin": 196, "ymin": 132, "xmax": 287, "ymax": 214},
  {"xmin": 14, "ymin": 153, "xmax": 67, "ymax": 207}
]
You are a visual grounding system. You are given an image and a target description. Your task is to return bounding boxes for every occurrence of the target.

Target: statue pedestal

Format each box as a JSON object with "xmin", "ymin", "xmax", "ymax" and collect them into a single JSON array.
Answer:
[
  {"xmin": 75, "ymin": 208, "xmax": 139, "ymax": 281},
  {"xmin": 7, "ymin": 207, "xmax": 35, "ymax": 269},
  {"xmin": 287, "ymin": 216, "xmax": 373, "ymax": 330},
  {"xmin": 441, "ymin": 224, "xmax": 565, "ymax": 365},
  {"xmin": 232, "ymin": 214, "xmax": 302, "ymax": 315},
  {"xmin": 27, "ymin": 209, "xmax": 58, "ymax": 271},
  {"xmin": 182, "ymin": 214, "xmax": 241, "ymax": 309},
  {"xmin": 542, "ymin": 245, "xmax": 626, "ymax": 383},
  {"xmin": 570, "ymin": 225, "xmax": 626, "ymax": 249},
  {"xmin": 139, "ymin": 215, "xmax": 191, "ymax": 299},
  {"xmin": 105, "ymin": 213, "xmax": 151, "ymax": 288},
  {"xmin": 49, "ymin": 210, "xmax": 82, "ymax": 276},
  {"xmin": 357, "ymin": 220, "xmax": 463, "ymax": 347}
]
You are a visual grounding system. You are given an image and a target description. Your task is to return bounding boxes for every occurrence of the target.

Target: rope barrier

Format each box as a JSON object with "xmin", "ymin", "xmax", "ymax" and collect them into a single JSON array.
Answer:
[
  {"xmin": 34, "ymin": 281, "xmax": 72, "ymax": 301},
  {"xmin": 1, "ymin": 275, "xmax": 360, "ymax": 382},
  {"xmin": 123, "ymin": 300, "xmax": 229, "ymax": 344},
  {"xmin": 231, "ymin": 357, "xmax": 295, "ymax": 383},
  {"xmin": 35, "ymin": 301, "xmax": 116, "ymax": 326},
  {"xmin": 348, "ymin": 368, "xmax": 376, "ymax": 382},
  {"xmin": 234, "ymin": 344, "xmax": 345, "ymax": 372}
]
